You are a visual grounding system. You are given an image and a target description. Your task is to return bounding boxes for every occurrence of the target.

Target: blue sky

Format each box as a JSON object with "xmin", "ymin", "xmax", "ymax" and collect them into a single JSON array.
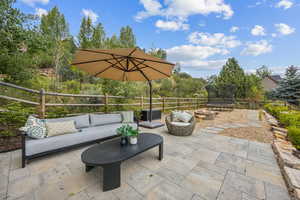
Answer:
[{"xmin": 16, "ymin": 0, "xmax": 300, "ymax": 78}]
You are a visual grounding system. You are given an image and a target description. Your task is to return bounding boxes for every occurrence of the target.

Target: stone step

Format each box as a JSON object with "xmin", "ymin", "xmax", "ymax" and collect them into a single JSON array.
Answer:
[
  {"xmin": 283, "ymin": 166, "xmax": 300, "ymax": 189},
  {"xmin": 272, "ymin": 141, "xmax": 300, "ymax": 170},
  {"xmin": 273, "ymin": 130, "xmax": 287, "ymax": 137},
  {"xmin": 272, "ymin": 126, "xmax": 288, "ymax": 134}
]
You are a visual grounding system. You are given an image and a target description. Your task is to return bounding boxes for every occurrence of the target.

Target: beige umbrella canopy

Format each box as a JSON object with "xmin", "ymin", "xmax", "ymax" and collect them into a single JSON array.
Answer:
[
  {"xmin": 72, "ymin": 48, "xmax": 174, "ymax": 82},
  {"xmin": 72, "ymin": 48, "xmax": 175, "ymax": 127}
]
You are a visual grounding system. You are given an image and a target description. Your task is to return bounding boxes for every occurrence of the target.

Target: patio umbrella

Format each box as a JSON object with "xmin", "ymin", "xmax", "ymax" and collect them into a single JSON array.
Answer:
[{"xmin": 72, "ymin": 48, "xmax": 175, "ymax": 128}]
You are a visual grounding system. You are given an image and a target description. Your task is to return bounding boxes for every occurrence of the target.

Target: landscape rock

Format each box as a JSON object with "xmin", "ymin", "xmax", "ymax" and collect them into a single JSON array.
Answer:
[
  {"xmin": 272, "ymin": 141, "xmax": 300, "ymax": 170},
  {"xmin": 274, "ymin": 130, "xmax": 287, "ymax": 136},
  {"xmin": 283, "ymin": 166, "xmax": 300, "ymax": 189},
  {"xmin": 272, "ymin": 126, "xmax": 288, "ymax": 134},
  {"xmin": 295, "ymin": 189, "xmax": 300, "ymax": 200}
]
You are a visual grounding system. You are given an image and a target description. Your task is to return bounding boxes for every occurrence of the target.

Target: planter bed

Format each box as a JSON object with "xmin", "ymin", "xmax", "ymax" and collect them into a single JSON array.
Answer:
[{"xmin": 0, "ymin": 135, "xmax": 22, "ymax": 153}]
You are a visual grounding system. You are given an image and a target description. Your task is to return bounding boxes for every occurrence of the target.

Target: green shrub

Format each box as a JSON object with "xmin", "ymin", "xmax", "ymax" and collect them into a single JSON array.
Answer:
[
  {"xmin": 0, "ymin": 102, "xmax": 34, "ymax": 137},
  {"xmin": 264, "ymin": 103, "xmax": 289, "ymax": 118},
  {"xmin": 278, "ymin": 112, "xmax": 300, "ymax": 127},
  {"xmin": 288, "ymin": 126, "xmax": 300, "ymax": 150}
]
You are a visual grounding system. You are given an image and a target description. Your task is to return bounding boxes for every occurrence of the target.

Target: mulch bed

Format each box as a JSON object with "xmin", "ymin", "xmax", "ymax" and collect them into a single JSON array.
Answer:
[{"xmin": 0, "ymin": 135, "xmax": 22, "ymax": 153}]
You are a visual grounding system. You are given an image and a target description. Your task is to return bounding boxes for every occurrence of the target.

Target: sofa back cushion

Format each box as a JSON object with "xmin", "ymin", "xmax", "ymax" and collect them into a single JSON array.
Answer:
[
  {"xmin": 121, "ymin": 111, "xmax": 134, "ymax": 123},
  {"xmin": 45, "ymin": 114, "xmax": 90, "ymax": 129},
  {"xmin": 90, "ymin": 113, "xmax": 122, "ymax": 126},
  {"xmin": 46, "ymin": 120, "xmax": 78, "ymax": 137}
]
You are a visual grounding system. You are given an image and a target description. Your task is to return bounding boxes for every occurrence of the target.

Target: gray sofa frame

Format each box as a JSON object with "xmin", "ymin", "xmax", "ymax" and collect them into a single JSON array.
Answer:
[{"xmin": 21, "ymin": 114, "xmax": 138, "ymax": 168}]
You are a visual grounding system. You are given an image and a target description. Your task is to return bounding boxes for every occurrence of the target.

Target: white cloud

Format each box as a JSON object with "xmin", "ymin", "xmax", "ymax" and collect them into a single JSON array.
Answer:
[
  {"xmin": 21, "ymin": 0, "xmax": 49, "ymax": 7},
  {"xmin": 155, "ymin": 20, "xmax": 189, "ymax": 31},
  {"xmin": 135, "ymin": 0, "xmax": 163, "ymax": 21},
  {"xmin": 35, "ymin": 8, "xmax": 48, "ymax": 18},
  {"xmin": 179, "ymin": 59, "xmax": 227, "ymax": 70},
  {"xmin": 81, "ymin": 9, "xmax": 99, "ymax": 23},
  {"xmin": 271, "ymin": 33, "xmax": 277, "ymax": 37},
  {"xmin": 166, "ymin": 45, "xmax": 229, "ymax": 62},
  {"xmin": 188, "ymin": 32, "xmax": 241, "ymax": 48},
  {"xmin": 251, "ymin": 25, "xmax": 266, "ymax": 36},
  {"xmin": 230, "ymin": 26, "xmax": 239, "ymax": 33},
  {"xmin": 135, "ymin": 0, "xmax": 234, "ymax": 25},
  {"xmin": 276, "ymin": 0, "xmax": 293, "ymax": 9},
  {"xmin": 241, "ymin": 40, "xmax": 272, "ymax": 56},
  {"xmin": 275, "ymin": 23, "xmax": 295, "ymax": 35}
]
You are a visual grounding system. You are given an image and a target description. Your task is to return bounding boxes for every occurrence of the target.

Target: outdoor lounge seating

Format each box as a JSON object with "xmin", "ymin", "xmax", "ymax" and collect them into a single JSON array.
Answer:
[
  {"xmin": 21, "ymin": 113, "xmax": 138, "ymax": 167},
  {"xmin": 205, "ymin": 84, "xmax": 236, "ymax": 111},
  {"xmin": 165, "ymin": 113, "xmax": 196, "ymax": 136}
]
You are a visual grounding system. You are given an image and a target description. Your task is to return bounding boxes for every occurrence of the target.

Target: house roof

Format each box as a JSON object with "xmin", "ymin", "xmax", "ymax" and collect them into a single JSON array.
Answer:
[{"xmin": 268, "ymin": 75, "xmax": 282, "ymax": 83}]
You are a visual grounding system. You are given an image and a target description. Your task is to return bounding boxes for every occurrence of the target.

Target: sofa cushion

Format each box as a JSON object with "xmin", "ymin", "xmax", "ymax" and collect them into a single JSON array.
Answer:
[
  {"xmin": 170, "ymin": 122, "xmax": 191, "ymax": 126},
  {"xmin": 46, "ymin": 120, "xmax": 78, "ymax": 137},
  {"xmin": 121, "ymin": 111, "xmax": 134, "ymax": 123},
  {"xmin": 25, "ymin": 122, "xmax": 137, "ymax": 156},
  {"xmin": 90, "ymin": 113, "xmax": 122, "ymax": 126},
  {"xmin": 45, "ymin": 114, "xmax": 90, "ymax": 129}
]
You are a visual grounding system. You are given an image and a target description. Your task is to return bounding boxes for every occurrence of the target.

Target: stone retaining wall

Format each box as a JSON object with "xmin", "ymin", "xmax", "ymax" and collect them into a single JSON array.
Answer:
[{"xmin": 264, "ymin": 111, "xmax": 300, "ymax": 200}]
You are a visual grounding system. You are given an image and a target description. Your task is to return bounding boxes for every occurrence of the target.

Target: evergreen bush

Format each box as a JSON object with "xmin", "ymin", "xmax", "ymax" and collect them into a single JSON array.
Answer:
[{"xmin": 288, "ymin": 126, "xmax": 300, "ymax": 150}]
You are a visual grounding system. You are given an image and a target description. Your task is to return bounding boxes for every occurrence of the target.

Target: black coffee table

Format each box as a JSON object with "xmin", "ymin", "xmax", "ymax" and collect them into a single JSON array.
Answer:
[{"xmin": 81, "ymin": 133, "xmax": 163, "ymax": 191}]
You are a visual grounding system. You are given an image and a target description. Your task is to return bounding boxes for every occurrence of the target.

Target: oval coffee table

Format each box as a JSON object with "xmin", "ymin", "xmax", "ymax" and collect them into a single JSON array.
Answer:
[{"xmin": 81, "ymin": 133, "xmax": 163, "ymax": 191}]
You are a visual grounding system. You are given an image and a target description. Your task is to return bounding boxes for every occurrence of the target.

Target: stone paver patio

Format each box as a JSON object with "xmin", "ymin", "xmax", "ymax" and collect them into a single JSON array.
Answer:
[{"xmin": 0, "ymin": 110, "xmax": 291, "ymax": 200}]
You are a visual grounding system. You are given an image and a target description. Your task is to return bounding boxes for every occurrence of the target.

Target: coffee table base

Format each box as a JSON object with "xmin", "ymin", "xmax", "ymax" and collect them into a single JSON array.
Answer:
[{"xmin": 85, "ymin": 143, "xmax": 163, "ymax": 191}]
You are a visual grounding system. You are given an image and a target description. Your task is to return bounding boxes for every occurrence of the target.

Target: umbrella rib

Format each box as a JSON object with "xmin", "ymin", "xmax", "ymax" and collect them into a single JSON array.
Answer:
[
  {"xmin": 128, "ymin": 60, "xmax": 145, "ymax": 72},
  {"xmin": 94, "ymin": 57, "xmax": 127, "ymax": 76},
  {"xmin": 79, "ymin": 49, "xmax": 174, "ymax": 65},
  {"xmin": 111, "ymin": 55, "xmax": 127, "ymax": 70},
  {"xmin": 72, "ymin": 57, "xmax": 121, "ymax": 65},
  {"xmin": 128, "ymin": 59, "xmax": 150, "ymax": 81},
  {"xmin": 105, "ymin": 60, "xmax": 127, "ymax": 71},
  {"xmin": 132, "ymin": 58, "xmax": 171, "ymax": 77},
  {"xmin": 128, "ymin": 47, "xmax": 137, "ymax": 56}
]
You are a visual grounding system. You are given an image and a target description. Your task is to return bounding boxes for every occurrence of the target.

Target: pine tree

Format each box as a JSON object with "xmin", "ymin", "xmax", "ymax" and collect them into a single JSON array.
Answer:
[
  {"xmin": 92, "ymin": 23, "xmax": 105, "ymax": 48},
  {"xmin": 274, "ymin": 66, "xmax": 300, "ymax": 104},
  {"xmin": 216, "ymin": 58, "xmax": 246, "ymax": 98},
  {"xmin": 39, "ymin": 6, "xmax": 71, "ymax": 88},
  {"xmin": 119, "ymin": 26, "xmax": 136, "ymax": 48},
  {"xmin": 256, "ymin": 65, "xmax": 271, "ymax": 79},
  {"xmin": 78, "ymin": 17, "xmax": 93, "ymax": 48},
  {"xmin": 40, "ymin": 6, "xmax": 69, "ymax": 41}
]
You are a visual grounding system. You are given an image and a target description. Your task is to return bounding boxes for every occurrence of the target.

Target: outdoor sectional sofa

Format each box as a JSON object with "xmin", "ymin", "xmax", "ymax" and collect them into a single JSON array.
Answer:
[{"xmin": 21, "ymin": 113, "xmax": 138, "ymax": 168}]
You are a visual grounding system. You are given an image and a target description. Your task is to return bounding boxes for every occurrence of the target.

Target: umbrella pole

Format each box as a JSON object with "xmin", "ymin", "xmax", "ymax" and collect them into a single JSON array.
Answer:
[{"xmin": 148, "ymin": 80, "xmax": 152, "ymax": 122}]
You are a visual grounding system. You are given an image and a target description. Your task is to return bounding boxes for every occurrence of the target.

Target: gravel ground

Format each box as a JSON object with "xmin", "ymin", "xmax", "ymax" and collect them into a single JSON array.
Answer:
[{"xmin": 195, "ymin": 109, "xmax": 274, "ymax": 143}]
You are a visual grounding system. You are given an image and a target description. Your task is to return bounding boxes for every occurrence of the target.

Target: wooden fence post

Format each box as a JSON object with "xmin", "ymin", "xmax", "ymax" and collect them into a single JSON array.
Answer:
[
  {"xmin": 105, "ymin": 93, "xmax": 109, "ymax": 113},
  {"xmin": 39, "ymin": 89, "xmax": 45, "ymax": 118},
  {"xmin": 140, "ymin": 96, "xmax": 144, "ymax": 110},
  {"xmin": 162, "ymin": 97, "xmax": 165, "ymax": 112},
  {"xmin": 177, "ymin": 98, "xmax": 180, "ymax": 110}
]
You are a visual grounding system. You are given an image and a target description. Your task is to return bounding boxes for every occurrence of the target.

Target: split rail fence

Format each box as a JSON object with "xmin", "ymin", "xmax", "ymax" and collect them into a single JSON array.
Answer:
[{"xmin": 0, "ymin": 81, "xmax": 273, "ymax": 118}]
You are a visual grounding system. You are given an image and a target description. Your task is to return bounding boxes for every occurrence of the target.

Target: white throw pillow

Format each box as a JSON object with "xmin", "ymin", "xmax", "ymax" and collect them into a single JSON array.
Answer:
[
  {"xmin": 121, "ymin": 111, "xmax": 134, "ymax": 123},
  {"xmin": 46, "ymin": 120, "xmax": 78, "ymax": 137},
  {"xmin": 171, "ymin": 111, "xmax": 182, "ymax": 122},
  {"xmin": 177, "ymin": 112, "xmax": 193, "ymax": 123}
]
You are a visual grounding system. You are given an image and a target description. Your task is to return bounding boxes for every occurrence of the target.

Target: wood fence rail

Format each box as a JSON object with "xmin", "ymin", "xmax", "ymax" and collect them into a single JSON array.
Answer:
[{"xmin": 0, "ymin": 81, "xmax": 278, "ymax": 118}]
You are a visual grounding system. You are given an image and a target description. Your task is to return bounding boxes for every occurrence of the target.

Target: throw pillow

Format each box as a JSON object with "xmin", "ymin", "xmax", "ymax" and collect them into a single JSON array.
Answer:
[
  {"xmin": 171, "ymin": 111, "xmax": 182, "ymax": 122},
  {"xmin": 121, "ymin": 111, "xmax": 134, "ymax": 123},
  {"xmin": 178, "ymin": 112, "xmax": 193, "ymax": 123},
  {"xmin": 46, "ymin": 120, "xmax": 78, "ymax": 137},
  {"xmin": 26, "ymin": 125, "xmax": 47, "ymax": 139},
  {"xmin": 25, "ymin": 115, "xmax": 45, "ymax": 127},
  {"xmin": 23, "ymin": 115, "xmax": 47, "ymax": 139}
]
